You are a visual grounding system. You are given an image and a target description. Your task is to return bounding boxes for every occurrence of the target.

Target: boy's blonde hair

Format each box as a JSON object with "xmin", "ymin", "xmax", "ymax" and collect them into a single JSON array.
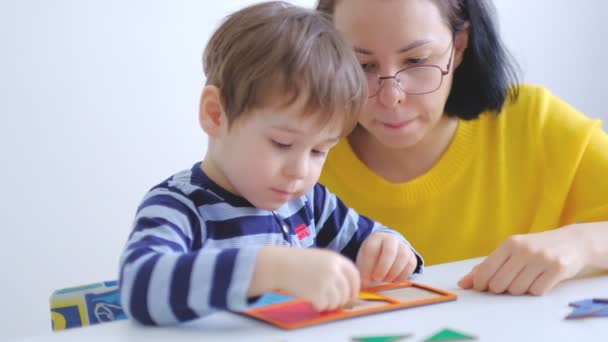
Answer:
[{"xmin": 203, "ymin": 1, "xmax": 367, "ymax": 135}]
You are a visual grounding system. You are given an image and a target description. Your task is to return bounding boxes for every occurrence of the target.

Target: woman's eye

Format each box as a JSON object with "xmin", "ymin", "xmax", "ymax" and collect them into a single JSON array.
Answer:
[
  {"xmin": 271, "ymin": 140, "xmax": 291, "ymax": 149},
  {"xmin": 360, "ymin": 62, "xmax": 378, "ymax": 72},
  {"xmin": 406, "ymin": 57, "xmax": 429, "ymax": 65}
]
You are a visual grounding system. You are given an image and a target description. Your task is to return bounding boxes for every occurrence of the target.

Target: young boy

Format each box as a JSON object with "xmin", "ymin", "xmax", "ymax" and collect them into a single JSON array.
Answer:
[{"xmin": 119, "ymin": 1, "xmax": 423, "ymax": 326}]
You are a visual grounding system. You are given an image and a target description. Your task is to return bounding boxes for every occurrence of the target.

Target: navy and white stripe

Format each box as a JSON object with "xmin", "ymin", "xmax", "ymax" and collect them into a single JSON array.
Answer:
[{"xmin": 119, "ymin": 162, "xmax": 423, "ymax": 326}]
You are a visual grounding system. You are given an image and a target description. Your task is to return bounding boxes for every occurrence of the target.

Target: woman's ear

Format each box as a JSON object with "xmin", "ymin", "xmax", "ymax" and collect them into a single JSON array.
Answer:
[
  {"xmin": 199, "ymin": 85, "xmax": 227, "ymax": 137},
  {"xmin": 453, "ymin": 21, "xmax": 470, "ymax": 68}
]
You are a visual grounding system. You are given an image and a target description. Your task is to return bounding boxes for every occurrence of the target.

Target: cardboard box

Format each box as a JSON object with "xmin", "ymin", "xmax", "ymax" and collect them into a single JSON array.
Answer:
[{"xmin": 50, "ymin": 280, "xmax": 126, "ymax": 331}]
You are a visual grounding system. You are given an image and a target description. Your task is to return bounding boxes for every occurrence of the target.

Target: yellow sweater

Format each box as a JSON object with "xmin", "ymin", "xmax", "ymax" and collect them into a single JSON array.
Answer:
[{"xmin": 320, "ymin": 85, "xmax": 608, "ymax": 265}]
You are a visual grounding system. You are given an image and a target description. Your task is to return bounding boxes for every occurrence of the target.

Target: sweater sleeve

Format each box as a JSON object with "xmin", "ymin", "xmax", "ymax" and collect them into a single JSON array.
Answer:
[
  {"xmin": 118, "ymin": 189, "xmax": 260, "ymax": 326},
  {"xmin": 529, "ymin": 86, "xmax": 608, "ymax": 225},
  {"xmin": 562, "ymin": 122, "xmax": 608, "ymax": 223},
  {"xmin": 311, "ymin": 183, "xmax": 424, "ymax": 272}
]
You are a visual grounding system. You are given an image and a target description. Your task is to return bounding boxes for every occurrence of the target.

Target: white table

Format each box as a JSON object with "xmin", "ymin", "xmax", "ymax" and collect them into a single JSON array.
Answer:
[{"xmin": 15, "ymin": 258, "xmax": 608, "ymax": 342}]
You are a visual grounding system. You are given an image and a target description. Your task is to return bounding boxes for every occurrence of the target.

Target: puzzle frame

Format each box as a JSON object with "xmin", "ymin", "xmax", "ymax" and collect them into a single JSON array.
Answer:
[{"xmin": 242, "ymin": 281, "xmax": 457, "ymax": 329}]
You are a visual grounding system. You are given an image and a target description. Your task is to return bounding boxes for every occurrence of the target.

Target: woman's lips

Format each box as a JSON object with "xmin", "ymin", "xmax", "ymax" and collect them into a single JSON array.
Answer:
[{"xmin": 378, "ymin": 118, "xmax": 417, "ymax": 130}]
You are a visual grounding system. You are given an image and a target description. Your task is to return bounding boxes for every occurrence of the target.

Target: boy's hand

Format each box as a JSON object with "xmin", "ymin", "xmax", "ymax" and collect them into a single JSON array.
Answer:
[
  {"xmin": 356, "ymin": 232, "xmax": 418, "ymax": 287},
  {"xmin": 252, "ymin": 247, "xmax": 360, "ymax": 312}
]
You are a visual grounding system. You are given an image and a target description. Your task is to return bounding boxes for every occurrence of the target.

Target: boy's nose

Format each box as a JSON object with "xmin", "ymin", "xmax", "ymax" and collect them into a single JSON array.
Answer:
[{"xmin": 283, "ymin": 156, "xmax": 309, "ymax": 180}]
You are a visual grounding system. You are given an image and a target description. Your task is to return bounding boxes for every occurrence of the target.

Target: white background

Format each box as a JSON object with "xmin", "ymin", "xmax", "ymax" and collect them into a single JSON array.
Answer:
[{"xmin": 0, "ymin": 0, "xmax": 605, "ymax": 339}]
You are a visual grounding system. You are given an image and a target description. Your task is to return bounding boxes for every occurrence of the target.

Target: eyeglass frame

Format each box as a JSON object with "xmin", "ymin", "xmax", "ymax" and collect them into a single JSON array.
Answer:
[{"xmin": 365, "ymin": 36, "xmax": 456, "ymax": 98}]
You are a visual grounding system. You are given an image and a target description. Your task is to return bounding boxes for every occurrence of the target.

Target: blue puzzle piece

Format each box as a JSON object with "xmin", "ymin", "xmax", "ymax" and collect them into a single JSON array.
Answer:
[
  {"xmin": 566, "ymin": 305, "xmax": 604, "ymax": 319},
  {"xmin": 566, "ymin": 298, "xmax": 608, "ymax": 319},
  {"xmin": 569, "ymin": 299, "xmax": 596, "ymax": 308},
  {"xmin": 595, "ymin": 309, "xmax": 608, "ymax": 317},
  {"xmin": 249, "ymin": 292, "xmax": 295, "ymax": 308}
]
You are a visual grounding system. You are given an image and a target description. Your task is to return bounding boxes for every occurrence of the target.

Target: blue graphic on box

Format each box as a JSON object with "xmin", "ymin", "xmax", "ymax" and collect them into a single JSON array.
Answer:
[
  {"xmin": 50, "ymin": 280, "xmax": 126, "ymax": 331},
  {"xmin": 51, "ymin": 305, "xmax": 82, "ymax": 330},
  {"xmin": 86, "ymin": 289, "xmax": 127, "ymax": 323}
]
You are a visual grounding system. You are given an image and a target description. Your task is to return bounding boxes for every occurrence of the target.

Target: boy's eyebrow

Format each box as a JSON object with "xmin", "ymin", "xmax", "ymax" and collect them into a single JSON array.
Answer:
[
  {"xmin": 272, "ymin": 125, "xmax": 341, "ymax": 143},
  {"xmin": 354, "ymin": 39, "xmax": 433, "ymax": 55},
  {"xmin": 272, "ymin": 125, "xmax": 304, "ymax": 134},
  {"xmin": 323, "ymin": 136, "xmax": 341, "ymax": 144}
]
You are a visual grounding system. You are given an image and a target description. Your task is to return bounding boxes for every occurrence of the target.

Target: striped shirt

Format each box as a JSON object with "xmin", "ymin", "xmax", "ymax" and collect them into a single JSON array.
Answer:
[{"xmin": 119, "ymin": 162, "xmax": 423, "ymax": 325}]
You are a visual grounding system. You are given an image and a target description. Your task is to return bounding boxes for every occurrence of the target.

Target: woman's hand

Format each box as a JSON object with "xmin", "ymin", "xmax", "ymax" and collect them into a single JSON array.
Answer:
[{"xmin": 458, "ymin": 225, "xmax": 593, "ymax": 295}]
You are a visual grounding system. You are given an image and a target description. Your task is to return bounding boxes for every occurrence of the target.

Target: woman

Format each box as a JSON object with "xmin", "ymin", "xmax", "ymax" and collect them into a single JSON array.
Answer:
[{"xmin": 317, "ymin": 0, "xmax": 608, "ymax": 295}]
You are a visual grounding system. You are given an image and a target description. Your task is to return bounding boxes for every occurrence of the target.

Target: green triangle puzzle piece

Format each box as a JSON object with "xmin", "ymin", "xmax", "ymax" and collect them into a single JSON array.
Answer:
[
  {"xmin": 352, "ymin": 334, "xmax": 412, "ymax": 342},
  {"xmin": 424, "ymin": 328, "xmax": 477, "ymax": 341}
]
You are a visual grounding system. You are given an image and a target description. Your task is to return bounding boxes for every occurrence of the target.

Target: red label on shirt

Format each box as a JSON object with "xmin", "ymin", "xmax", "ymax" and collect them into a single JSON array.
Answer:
[{"xmin": 295, "ymin": 224, "xmax": 310, "ymax": 240}]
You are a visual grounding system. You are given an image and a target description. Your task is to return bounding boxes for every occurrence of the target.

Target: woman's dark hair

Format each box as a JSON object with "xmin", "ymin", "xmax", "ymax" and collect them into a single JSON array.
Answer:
[{"xmin": 317, "ymin": 0, "xmax": 520, "ymax": 120}]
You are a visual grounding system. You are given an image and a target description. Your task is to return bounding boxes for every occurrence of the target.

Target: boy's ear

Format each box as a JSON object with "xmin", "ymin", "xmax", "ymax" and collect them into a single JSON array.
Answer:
[
  {"xmin": 453, "ymin": 21, "xmax": 470, "ymax": 69},
  {"xmin": 199, "ymin": 85, "xmax": 227, "ymax": 137}
]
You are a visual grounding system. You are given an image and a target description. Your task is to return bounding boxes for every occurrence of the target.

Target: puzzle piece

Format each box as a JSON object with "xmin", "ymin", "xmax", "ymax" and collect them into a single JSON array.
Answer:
[
  {"xmin": 566, "ymin": 305, "xmax": 604, "ymax": 319},
  {"xmin": 250, "ymin": 293, "xmax": 294, "ymax": 308},
  {"xmin": 423, "ymin": 328, "xmax": 477, "ymax": 341},
  {"xmin": 566, "ymin": 298, "xmax": 608, "ymax": 320},
  {"xmin": 569, "ymin": 299, "xmax": 596, "ymax": 307},
  {"xmin": 358, "ymin": 291, "xmax": 388, "ymax": 301},
  {"xmin": 593, "ymin": 308, "xmax": 608, "ymax": 317},
  {"xmin": 352, "ymin": 334, "xmax": 412, "ymax": 342},
  {"xmin": 343, "ymin": 298, "xmax": 388, "ymax": 312}
]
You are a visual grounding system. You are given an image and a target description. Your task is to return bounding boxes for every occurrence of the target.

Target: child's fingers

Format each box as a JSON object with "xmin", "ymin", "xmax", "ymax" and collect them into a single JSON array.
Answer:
[
  {"xmin": 343, "ymin": 262, "xmax": 361, "ymax": 298},
  {"xmin": 311, "ymin": 292, "xmax": 328, "ymax": 312},
  {"xmin": 371, "ymin": 238, "xmax": 398, "ymax": 282},
  {"xmin": 325, "ymin": 283, "xmax": 341, "ymax": 311},
  {"xmin": 398, "ymin": 253, "xmax": 418, "ymax": 281},
  {"xmin": 383, "ymin": 245, "xmax": 408, "ymax": 282},
  {"xmin": 356, "ymin": 239, "xmax": 381, "ymax": 284},
  {"xmin": 314, "ymin": 281, "xmax": 339, "ymax": 312},
  {"xmin": 389, "ymin": 251, "xmax": 417, "ymax": 283},
  {"xmin": 335, "ymin": 271, "xmax": 354, "ymax": 308}
]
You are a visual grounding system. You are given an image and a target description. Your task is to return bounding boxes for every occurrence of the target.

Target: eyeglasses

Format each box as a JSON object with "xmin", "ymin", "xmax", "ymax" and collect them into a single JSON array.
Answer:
[{"xmin": 365, "ymin": 41, "xmax": 455, "ymax": 98}]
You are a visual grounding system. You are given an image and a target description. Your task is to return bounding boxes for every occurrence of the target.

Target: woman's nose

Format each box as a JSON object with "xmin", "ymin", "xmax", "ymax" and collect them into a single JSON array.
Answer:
[{"xmin": 377, "ymin": 76, "xmax": 406, "ymax": 107}]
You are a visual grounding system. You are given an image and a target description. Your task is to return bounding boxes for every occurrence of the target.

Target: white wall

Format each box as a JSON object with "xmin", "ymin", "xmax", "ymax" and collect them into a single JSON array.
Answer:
[
  {"xmin": 0, "ymin": 0, "xmax": 605, "ymax": 339},
  {"xmin": 494, "ymin": 0, "xmax": 607, "ymax": 119}
]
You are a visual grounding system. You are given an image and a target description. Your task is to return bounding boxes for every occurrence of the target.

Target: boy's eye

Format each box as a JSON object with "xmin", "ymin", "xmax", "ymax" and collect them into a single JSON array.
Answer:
[
  {"xmin": 311, "ymin": 149, "xmax": 327, "ymax": 157},
  {"xmin": 271, "ymin": 140, "xmax": 291, "ymax": 149}
]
